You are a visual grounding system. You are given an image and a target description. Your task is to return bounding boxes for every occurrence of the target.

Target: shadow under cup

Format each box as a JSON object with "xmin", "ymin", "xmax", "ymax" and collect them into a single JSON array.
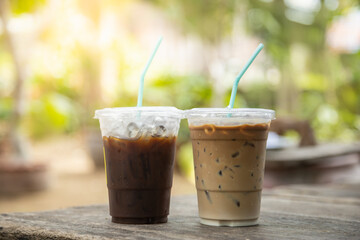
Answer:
[
  {"xmin": 95, "ymin": 107, "xmax": 183, "ymax": 224},
  {"xmin": 186, "ymin": 108, "xmax": 275, "ymax": 227}
]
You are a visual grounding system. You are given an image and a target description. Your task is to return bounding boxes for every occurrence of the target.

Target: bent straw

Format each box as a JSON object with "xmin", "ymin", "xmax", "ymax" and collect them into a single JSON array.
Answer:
[
  {"xmin": 137, "ymin": 36, "xmax": 163, "ymax": 107},
  {"xmin": 227, "ymin": 43, "xmax": 264, "ymax": 109}
]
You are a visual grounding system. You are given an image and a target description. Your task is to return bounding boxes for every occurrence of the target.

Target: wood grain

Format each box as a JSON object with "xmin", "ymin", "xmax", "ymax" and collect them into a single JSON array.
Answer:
[{"xmin": 1, "ymin": 184, "xmax": 359, "ymax": 240}]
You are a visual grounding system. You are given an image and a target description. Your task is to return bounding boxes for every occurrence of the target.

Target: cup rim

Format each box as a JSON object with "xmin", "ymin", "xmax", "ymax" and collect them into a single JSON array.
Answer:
[
  {"xmin": 185, "ymin": 108, "xmax": 275, "ymax": 119},
  {"xmin": 94, "ymin": 106, "xmax": 184, "ymax": 119}
]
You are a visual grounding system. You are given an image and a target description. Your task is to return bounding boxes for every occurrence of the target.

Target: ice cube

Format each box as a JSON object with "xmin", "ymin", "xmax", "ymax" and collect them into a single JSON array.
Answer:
[
  {"xmin": 126, "ymin": 122, "xmax": 141, "ymax": 139},
  {"xmin": 151, "ymin": 125, "xmax": 167, "ymax": 137}
]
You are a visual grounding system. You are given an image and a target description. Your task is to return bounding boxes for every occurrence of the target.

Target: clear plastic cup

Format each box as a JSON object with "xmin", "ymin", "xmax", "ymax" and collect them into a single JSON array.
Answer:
[
  {"xmin": 95, "ymin": 107, "xmax": 183, "ymax": 224},
  {"xmin": 186, "ymin": 108, "xmax": 275, "ymax": 227}
]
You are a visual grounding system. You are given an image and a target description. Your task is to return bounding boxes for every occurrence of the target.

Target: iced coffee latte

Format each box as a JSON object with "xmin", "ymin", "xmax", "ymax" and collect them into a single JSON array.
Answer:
[{"xmin": 186, "ymin": 108, "xmax": 275, "ymax": 227}]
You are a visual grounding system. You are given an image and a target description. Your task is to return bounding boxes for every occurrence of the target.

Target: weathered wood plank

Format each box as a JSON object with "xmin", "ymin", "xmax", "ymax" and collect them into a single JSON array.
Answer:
[
  {"xmin": 0, "ymin": 194, "xmax": 359, "ymax": 240},
  {"xmin": 262, "ymin": 196, "xmax": 360, "ymax": 221}
]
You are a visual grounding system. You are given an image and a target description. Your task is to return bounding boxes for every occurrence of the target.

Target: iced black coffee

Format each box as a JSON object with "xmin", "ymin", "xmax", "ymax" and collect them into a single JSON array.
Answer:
[{"xmin": 95, "ymin": 107, "xmax": 183, "ymax": 224}]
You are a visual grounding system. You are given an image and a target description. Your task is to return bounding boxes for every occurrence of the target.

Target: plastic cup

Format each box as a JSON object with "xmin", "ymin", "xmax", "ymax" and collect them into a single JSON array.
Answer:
[
  {"xmin": 95, "ymin": 107, "xmax": 183, "ymax": 224},
  {"xmin": 186, "ymin": 108, "xmax": 275, "ymax": 227}
]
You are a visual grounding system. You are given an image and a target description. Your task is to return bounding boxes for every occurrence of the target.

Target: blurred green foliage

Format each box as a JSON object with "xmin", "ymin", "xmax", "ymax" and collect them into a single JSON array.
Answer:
[
  {"xmin": 0, "ymin": 97, "xmax": 12, "ymax": 120},
  {"xmin": 25, "ymin": 93, "xmax": 79, "ymax": 137},
  {"xmin": 0, "ymin": 0, "xmax": 359, "ymax": 178},
  {"xmin": 177, "ymin": 141, "xmax": 195, "ymax": 180},
  {"xmin": 146, "ymin": 74, "xmax": 213, "ymax": 145},
  {"xmin": 223, "ymin": 82, "xmax": 277, "ymax": 109},
  {"xmin": 22, "ymin": 73, "xmax": 82, "ymax": 137},
  {"xmin": 153, "ymin": 0, "xmax": 237, "ymax": 43},
  {"xmin": 1, "ymin": 0, "xmax": 357, "ymax": 141},
  {"xmin": 154, "ymin": 0, "xmax": 360, "ymax": 142},
  {"xmin": 145, "ymin": 74, "xmax": 212, "ymax": 109}
]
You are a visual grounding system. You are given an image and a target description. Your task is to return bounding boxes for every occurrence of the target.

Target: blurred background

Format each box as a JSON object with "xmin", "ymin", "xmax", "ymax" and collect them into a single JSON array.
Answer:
[{"xmin": 0, "ymin": 0, "xmax": 359, "ymax": 212}]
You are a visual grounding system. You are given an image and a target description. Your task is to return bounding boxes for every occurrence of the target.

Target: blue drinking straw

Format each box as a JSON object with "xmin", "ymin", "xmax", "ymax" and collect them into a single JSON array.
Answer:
[
  {"xmin": 227, "ymin": 43, "xmax": 264, "ymax": 109},
  {"xmin": 137, "ymin": 36, "xmax": 163, "ymax": 107}
]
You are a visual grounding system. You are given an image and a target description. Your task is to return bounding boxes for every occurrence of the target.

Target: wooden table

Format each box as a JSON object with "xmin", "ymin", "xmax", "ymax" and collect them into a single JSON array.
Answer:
[{"xmin": 1, "ymin": 183, "xmax": 359, "ymax": 239}]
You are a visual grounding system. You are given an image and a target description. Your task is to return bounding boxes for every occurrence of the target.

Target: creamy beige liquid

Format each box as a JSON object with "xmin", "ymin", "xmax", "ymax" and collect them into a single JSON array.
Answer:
[{"xmin": 189, "ymin": 123, "xmax": 270, "ymax": 226}]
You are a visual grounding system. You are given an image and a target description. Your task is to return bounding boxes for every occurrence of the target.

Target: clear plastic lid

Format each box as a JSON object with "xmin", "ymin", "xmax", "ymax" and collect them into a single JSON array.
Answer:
[
  {"xmin": 94, "ymin": 106, "xmax": 184, "ymax": 119},
  {"xmin": 186, "ymin": 108, "xmax": 275, "ymax": 119},
  {"xmin": 186, "ymin": 108, "xmax": 275, "ymax": 126},
  {"xmin": 94, "ymin": 107, "xmax": 184, "ymax": 139}
]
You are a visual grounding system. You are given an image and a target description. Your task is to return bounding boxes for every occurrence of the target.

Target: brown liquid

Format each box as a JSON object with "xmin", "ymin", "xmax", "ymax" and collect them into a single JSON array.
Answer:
[
  {"xmin": 103, "ymin": 136, "xmax": 176, "ymax": 224},
  {"xmin": 189, "ymin": 123, "xmax": 270, "ymax": 224}
]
